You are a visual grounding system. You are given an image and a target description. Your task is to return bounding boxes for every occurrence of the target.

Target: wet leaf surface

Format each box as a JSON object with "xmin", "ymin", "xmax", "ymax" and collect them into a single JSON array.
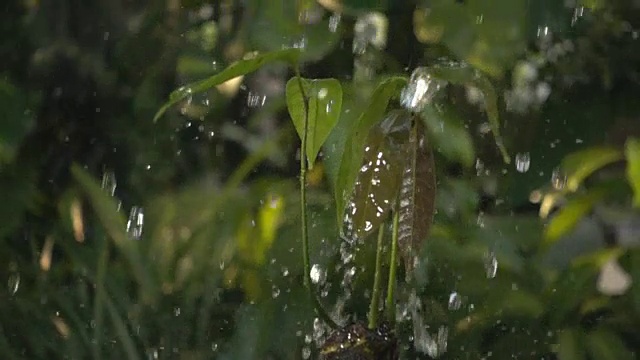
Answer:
[
  {"xmin": 286, "ymin": 77, "xmax": 343, "ymax": 168},
  {"xmin": 334, "ymin": 77, "xmax": 407, "ymax": 227},
  {"xmin": 397, "ymin": 116, "xmax": 436, "ymax": 274},
  {"xmin": 344, "ymin": 110, "xmax": 410, "ymax": 241}
]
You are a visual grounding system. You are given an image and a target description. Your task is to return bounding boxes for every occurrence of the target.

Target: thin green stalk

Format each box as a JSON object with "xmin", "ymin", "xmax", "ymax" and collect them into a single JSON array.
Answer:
[
  {"xmin": 295, "ymin": 68, "xmax": 338, "ymax": 329},
  {"xmin": 368, "ymin": 224, "xmax": 385, "ymax": 329},
  {"xmin": 385, "ymin": 211, "xmax": 399, "ymax": 324}
]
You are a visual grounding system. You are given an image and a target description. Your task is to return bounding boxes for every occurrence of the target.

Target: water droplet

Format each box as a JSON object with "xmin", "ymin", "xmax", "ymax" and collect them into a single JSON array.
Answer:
[
  {"xmin": 101, "ymin": 170, "xmax": 117, "ymax": 196},
  {"xmin": 483, "ymin": 251, "xmax": 498, "ymax": 279},
  {"xmin": 271, "ymin": 285, "xmax": 280, "ymax": 298},
  {"xmin": 174, "ymin": 307, "xmax": 181, "ymax": 316},
  {"xmin": 328, "ymin": 13, "xmax": 341, "ymax": 33},
  {"xmin": 126, "ymin": 206, "xmax": 144, "ymax": 240},
  {"xmin": 551, "ymin": 167, "xmax": 567, "ymax": 190},
  {"xmin": 400, "ymin": 67, "xmax": 447, "ymax": 112},
  {"xmin": 302, "ymin": 347, "xmax": 311, "ymax": 359},
  {"xmin": 448, "ymin": 292, "xmax": 462, "ymax": 310},
  {"xmin": 281, "ymin": 267, "xmax": 289, "ymax": 277},
  {"xmin": 310, "ymin": 264, "xmax": 325, "ymax": 284},
  {"xmin": 515, "ymin": 152, "xmax": 531, "ymax": 173},
  {"xmin": 7, "ymin": 269, "xmax": 19, "ymax": 295},
  {"xmin": 247, "ymin": 91, "xmax": 266, "ymax": 108}
]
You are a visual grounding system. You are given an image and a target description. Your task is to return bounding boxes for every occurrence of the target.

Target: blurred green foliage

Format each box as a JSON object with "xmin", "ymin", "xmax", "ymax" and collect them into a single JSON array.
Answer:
[{"xmin": 1, "ymin": 0, "xmax": 640, "ymax": 359}]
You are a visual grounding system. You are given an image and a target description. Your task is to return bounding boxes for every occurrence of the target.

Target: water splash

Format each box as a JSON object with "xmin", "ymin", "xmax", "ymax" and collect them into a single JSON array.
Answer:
[
  {"xmin": 328, "ymin": 13, "xmax": 341, "ymax": 33},
  {"xmin": 400, "ymin": 68, "xmax": 447, "ymax": 113},
  {"xmin": 310, "ymin": 264, "xmax": 326, "ymax": 285},
  {"xmin": 515, "ymin": 152, "xmax": 531, "ymax": 173},
  {"xmin": 126, "ymin": 206, "xmax": 144, "ymax": 240},
  {"xmin": 406, "ymin": 290, "xmax": 449, "ymax": 357}
]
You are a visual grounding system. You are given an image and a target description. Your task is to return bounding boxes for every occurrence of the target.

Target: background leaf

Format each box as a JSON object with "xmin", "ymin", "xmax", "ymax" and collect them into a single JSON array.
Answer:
[
  {"xmin": 562, "ymin": 146, "xmax": 623, "ymax": 192},
  {"xmin": 285, "ymin": 77, "xmax": 343, "ymax": 168},
  {"xmin": 422, "ymin": 103, "xmax": 475, "ymax": 168}
]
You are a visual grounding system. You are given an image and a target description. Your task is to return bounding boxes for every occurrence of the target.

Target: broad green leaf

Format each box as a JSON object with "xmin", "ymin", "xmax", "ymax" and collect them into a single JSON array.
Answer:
[
  {"xmin": 557, "ymin": 329, "xmax": 586, "ymax": 360},
  {"xmin": 71, "ymin": 165, "xmax": 157, "ymax": 303},
  {"xmin": 422, "ymin": 103, "xmax": 475, "ymax": 168},
  {"xmin": 154, "ymin": 48, "xmax": 301, "ymax": 122},
  {"xmin": 285, "ymin": 77, "xmax": 343, "ymax": 168},
  {"xmin": 397, "ymin": 118, "xmax": 437, "ymax": 274},
  {"xmin": 413, "ymin": 0, "xmax": 527, "ymax": 78},
  {"xmin": 345, "ymin": 111, "xmax": 410, "ymax": 241},
  {"xmin": 625, "ymin": 138, "xmax": 640, "ymax": 207},
  {"xmin": 543, "ymin": 189, "xmax": 607, "ymax": 245},
  {"xmin": 562, "ymin": 146, "xmax": 623, "ymax": 192},
  {"xmin": 428, "ymin": 62, "xmax": 510, "ymax": 163},
  {"xmin": 585, "ymin": 329, "xmax": 634, "ymax": 360},
  {"xmin": 334, "ymin": 77, "xmax": 407, "ymax": 226},
  {"xmin": 247, "ymin": 1, "xmax": 341, "ymax": 61}
]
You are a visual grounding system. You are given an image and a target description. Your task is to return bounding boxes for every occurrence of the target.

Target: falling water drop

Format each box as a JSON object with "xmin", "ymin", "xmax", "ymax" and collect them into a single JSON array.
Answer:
[
  {"xmin": 515, "ymin": 152, "xmax": 531, "ymax": 173},
  {"xmin": 246, "ymin": 92, "xmax": 266, "ymax": 108},
  {"xmin": 7, "ymin": 269, "xmax": 19, "ymax": 295},
  {"xmin": 483, "ymin": 251, "xmax": 498, "ymax": 279},
  {"xmin": 310, "ymin": 264, "xmax": 325, "ymax": 284},
  {"xmin": 400, "ymin": 68, "xmax": 447, "ymax": 113},
  {"xmin": 448, "ymin": 292, "xmax": 462, "ymax": 310},
  {"xmin": 101, "ymin": 170, "xmax": 117, "ymax": 196},
  {"xmin": 328, "ymin": 13, "xmax": 341, "ymax": 32},
  {"xmin": 271, "ymin": 285, "xmax": 281, "ymax": 299},
  {"xmin": 126, "ymin": 206, "xmax": 144, "ymax": 240},
  {"xmin": 551, "ymin": 167, "xmax": 567, "ymax": 190}
]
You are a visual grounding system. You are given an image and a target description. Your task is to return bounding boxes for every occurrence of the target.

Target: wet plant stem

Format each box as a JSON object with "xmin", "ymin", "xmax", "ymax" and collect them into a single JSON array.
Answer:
[
  {"xmin": 295, "ymin": 69, "xmax": 338, "ymax": 329},
  {"xmin": 385, "ymin": 211, "xmax": 399, "ymax": 324},
  {"xmin": 368, "ymin": 224, "xmax": 385, "ymax": 329}
]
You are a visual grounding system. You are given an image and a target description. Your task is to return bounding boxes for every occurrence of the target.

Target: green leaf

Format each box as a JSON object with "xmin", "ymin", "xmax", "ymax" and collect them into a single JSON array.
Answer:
[
  {"xmin": 543, "ymin": 189, "xmax": 608, "ymax": 245},
  {"xmin": 334, "ymin": 77, "xmax": 407, "ymax": 226},
  {"xmin": 428, "ymin": 62, "xmax": 510, "ymax": 163},
  {"xmin": 557, "ymin": 329, "xmax": 587, "ymax": 360},
  {"xmin": 154, "ymin": 48, "xmax": 301, "ymax": 122},
  {"xmin": 625, "ymin": 138, "xmax": 640, "ymax": 207},
  {"xmin": 422, "ymin": 103, "xmax": 475, "ymax": 168},
  {"xmin": 585, "ymin": 329, "xmax": 634, "ymax": 360},
  {"xmin": 397, "ymin": 118, "xmax": 437, "ymax": 273},
  {"xmin": 71, "ymin": 165, "xmax": 157, "ymax": 303},
  {"xmin": 285, "ymin": 77, "xmax": 343, "ymax": 168},
  {"xmin": 345, "ymin": 110, "xmax": 410, "ymax": 240},
  {"xmin": 562, "ymin": 146, "xmax": 623, "ymax": 192}
]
